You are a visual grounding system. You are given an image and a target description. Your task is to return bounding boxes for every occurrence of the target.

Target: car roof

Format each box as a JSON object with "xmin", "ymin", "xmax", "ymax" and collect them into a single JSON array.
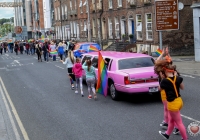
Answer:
[{"xmin": 83, "ymin": 51, "xmax": 151, "ymax": 59}]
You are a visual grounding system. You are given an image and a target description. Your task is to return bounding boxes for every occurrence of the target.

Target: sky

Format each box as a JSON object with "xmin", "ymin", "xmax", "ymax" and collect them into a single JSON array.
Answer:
[{"xmin": 0, "ymin": 0, "xmax": 14, "ymax": 19}]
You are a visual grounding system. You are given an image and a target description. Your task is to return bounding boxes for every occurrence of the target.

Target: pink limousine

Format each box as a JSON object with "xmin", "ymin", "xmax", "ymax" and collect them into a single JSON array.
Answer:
[{"xmin": 81, "ymin": 51, "xmax": 159, "ymax": 100}]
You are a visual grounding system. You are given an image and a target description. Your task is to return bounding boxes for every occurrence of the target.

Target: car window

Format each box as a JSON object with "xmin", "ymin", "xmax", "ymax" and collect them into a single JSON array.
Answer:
[
  {"xmin": 91, "ymin": 57, "xmax": 98, "ymax": 68},
  {"xmin": 82, "ymin": 55, "xmax": 92, "ymax": 64},
  {"xmin": 118, "ymin": 57, "xmax": 154, "ymax": 70}
]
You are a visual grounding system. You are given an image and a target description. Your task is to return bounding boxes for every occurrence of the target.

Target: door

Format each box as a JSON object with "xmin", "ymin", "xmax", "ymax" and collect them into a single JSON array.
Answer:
[{"xmin": 132, "ymin": 20, "xmax": 135, "ymax": 41}]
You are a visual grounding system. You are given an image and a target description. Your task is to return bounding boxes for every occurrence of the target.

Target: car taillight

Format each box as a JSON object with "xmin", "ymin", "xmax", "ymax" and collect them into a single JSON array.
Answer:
[
  {"xmin": 124, "ymin": 76, "xmax": 130, "ymax": 85},
  {"xmin": 146, "ymin": 78, "xmax": 158, "ymax": 83}
]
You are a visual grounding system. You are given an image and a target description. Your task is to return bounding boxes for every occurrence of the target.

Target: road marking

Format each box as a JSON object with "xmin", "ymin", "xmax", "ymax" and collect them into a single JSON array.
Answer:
[
  {"xmin": 181, "ymin": 74, "xmax": 195, "ymax": 78},
  {"xmin": 181, "ymin": 114, "xmax": 200, "ymax": 123},
  {"xmin": 0, "ymin": 77, "xmax": 30, "ymax": 140},
  {"xmin": 0, "ymin": 84, "xmax": 20, "ymax": 140},
  {"xmin": 55, "ymin": 65, "xmax": 64, "ymax": 69}
]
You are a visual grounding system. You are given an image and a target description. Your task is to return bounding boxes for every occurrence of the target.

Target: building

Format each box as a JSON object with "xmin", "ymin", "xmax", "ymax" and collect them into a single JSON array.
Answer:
[
  {"xmin": 53, "ymin": 0, "xmax": 194, "ymax": 55},
  {"xmin": 43, "ymin": 0, "xmax": 55, "ymax": 39},
  {"xmin": 31, "ymin": 0, "xmax": 45, "ymax": 39},
  {"xmin": 14, "ymin": 0, "xmax": 33, "ymax": 40}
]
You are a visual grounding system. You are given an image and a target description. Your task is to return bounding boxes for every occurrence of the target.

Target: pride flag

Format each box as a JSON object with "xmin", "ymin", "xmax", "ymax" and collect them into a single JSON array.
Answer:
[
  {"xmin": 156, "ymin": 49, "xmax": 162, "ymax": 56},
  {"xmin": 50, "ymin": 50, "xmax": 58, "ymax": 56},
  {"xmin": 96, "ymin": 51, "xmax": 108, "ymax": 96},
  {"xmin": 89, "ymin": 45, "xmax": 99, "ymax": 52}
]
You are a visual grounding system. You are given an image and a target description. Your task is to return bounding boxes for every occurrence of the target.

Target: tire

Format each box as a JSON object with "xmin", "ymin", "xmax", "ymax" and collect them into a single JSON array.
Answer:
[{"xmin": 109, "ymin": 82, "xmax": 120, "ymax": 100}]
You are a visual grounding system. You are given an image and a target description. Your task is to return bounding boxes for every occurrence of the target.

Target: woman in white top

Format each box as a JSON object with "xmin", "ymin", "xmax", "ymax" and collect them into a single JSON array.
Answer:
[{"xmin": 61, "ymin": 50, "xmax": 76, "ymax": 89}]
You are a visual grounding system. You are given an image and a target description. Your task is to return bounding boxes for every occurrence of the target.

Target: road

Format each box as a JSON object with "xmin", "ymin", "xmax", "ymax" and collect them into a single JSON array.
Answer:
[{"xmin": 0, "ymin": 53, "xmax": 199, "ymax": 140}]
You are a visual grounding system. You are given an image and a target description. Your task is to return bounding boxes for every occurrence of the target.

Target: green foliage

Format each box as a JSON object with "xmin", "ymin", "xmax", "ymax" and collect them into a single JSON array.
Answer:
[{"xmin": 0, "ymin": 17, "xmax": 14, "ymax": 37}]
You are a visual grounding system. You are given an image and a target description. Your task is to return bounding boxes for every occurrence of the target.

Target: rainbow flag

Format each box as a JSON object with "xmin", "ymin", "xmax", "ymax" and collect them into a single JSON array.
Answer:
[
  {"xmin": 96, "ymin": 51, "xmax": 108, "ymax": 96},
  {"xmin": 50, "ymin": 50, "xmax": 58, "ymax": 56},
  {"xmin": 156, "ymin": 49, "xmax": 162, "ymax": 56},
  {"xmin": 89, "ymin": 45, "xmax": 99, "ymax": 52}
]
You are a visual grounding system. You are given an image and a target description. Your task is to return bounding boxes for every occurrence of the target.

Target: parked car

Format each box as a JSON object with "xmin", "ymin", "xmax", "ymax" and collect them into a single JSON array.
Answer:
[
  {"xmin": 73, "ymin": 42, "xmax": 101, "ymax": 58},
  {"xmin": 81, "ymin": 51, "xmax": 159, "ymax": 100}
]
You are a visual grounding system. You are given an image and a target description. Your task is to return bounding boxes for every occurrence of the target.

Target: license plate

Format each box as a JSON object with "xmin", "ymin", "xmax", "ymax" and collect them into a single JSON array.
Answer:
[{"xmin": 149, "ymin": 87, "xmax": 158, "ymax": 92}]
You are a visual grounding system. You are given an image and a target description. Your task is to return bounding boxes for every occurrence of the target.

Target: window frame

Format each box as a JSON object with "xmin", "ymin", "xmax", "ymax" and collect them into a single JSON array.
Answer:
[
  {"xmin": 118, "ymin": 0, "xmax": 122, "ymax": 7},
  {"xmin": 108, "ymin": 18, "xmax": 113, "ymax": 39},
  {"xmin": 108, "ymin": 0, "xmax": 113, "ymax": 9},
  {"xmin": 91, "ymin": 56, "xmax": 99, "ymax": 68},
  {"xmin": 145, "ymin": 13, "xmax": 153, "ymax": 40},
  {"xmin": 136, "ymin": 14, "xmax": 142, "ymax": 40}
]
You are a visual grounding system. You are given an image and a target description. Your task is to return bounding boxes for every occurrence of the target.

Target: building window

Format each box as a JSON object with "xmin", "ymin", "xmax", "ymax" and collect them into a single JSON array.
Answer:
[
  {"xmin": 70, "ymin": 22, "xmax": 73, "ymax": 37},
  {"xmin": 58, "ymin": 7, "xmax": 60, "ymax": 20},
  {"xmin": 55, "ymin": 8, "xmax": 57, "ymax": 20},
  {"xmin": 65, "ymin": 5, "xmax": 67, "ymax": 19},
  {"xmin": 136, "ymin": 14, "xmax": 142, "ymax": 40},
  {"xmin": 79, "ymin": 0, "xmax": 83, "ymax": 13},
  {"xmin": 84, "ymin": 20, "xmax": 87, "ymax": 37},
  {"xmin": 118, "ymin": 0, "xmax": 122, "ymax": 7},
  {"xmin": 146, "ymin": 13, "xmax": 153, "ymax": 40},
  {"xmin": 109, "ymin": 0, "xmax": 112, "ymax": 9},
  {"xmin": 62, "ymin": 6, "xmax": 64, "ymax": 19},
  {"xmin": 108, "ymin": 18, "xmax": 113, "ymax": 39},
  {"xmin": 70, "ymin": 0, "xmax": 72, "ymax": 10},
  {"xmin": 92, "ymin": 19, "xmax": 96, "ymax": 37},
  {"xmin": 73, "ymin": 21, "xmax": 77, "ymax": 37},
  {"xmin": 115, "ymin": 18, "xmax": 119, "ymax": 39}
]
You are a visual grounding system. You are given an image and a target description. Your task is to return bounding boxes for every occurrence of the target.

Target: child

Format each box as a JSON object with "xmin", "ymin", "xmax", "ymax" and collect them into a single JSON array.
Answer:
[
  {"xmin": 82, "ymin": 59, "xmax": 97, "ymax": 100},
  {"xmin": 155, "ymin": 60, "xmax": 187, "ymax": 140},
  {"xmin": 72, "ymin": 58, "xmax": 84, "ymax": 97}
]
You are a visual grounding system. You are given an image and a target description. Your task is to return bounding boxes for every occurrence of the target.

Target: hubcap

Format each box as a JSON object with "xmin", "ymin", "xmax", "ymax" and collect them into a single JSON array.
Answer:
[{"xmin": 110, "ymin": 84, "xmax": 115, "ymax": 98}]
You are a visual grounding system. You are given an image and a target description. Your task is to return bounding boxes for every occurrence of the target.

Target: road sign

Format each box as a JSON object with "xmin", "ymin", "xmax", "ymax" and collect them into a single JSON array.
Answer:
[{"xmin": 155, "ymin": 0, "xmax": 179, "ymax": 31}]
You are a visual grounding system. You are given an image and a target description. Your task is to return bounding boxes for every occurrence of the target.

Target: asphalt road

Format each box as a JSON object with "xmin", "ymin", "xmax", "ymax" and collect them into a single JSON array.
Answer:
[{"xmin": 0, "ymin": 52, "xmax": 199, "ymax": 140}]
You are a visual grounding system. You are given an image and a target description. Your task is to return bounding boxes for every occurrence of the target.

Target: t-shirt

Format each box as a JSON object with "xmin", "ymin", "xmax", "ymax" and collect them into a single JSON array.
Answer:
[
  {"xmin": 82, "ymin": 62, "xmax": 96, "ymax": 79},
  {"xmin": 160, "ymin": 76, "xmax": 183, "ymax": 102}
]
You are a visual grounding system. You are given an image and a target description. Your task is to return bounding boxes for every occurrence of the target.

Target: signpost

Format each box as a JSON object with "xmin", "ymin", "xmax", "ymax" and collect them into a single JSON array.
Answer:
[{"xmin": 155, "ymin": 0, "xmax": 179, "ymax": 49}]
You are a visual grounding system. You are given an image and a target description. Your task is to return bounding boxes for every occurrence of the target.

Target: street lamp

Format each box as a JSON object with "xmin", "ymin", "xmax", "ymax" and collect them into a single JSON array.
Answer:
[{"xmin": 59, "ymin": 0, "xmax": 63, "ymax": 41}]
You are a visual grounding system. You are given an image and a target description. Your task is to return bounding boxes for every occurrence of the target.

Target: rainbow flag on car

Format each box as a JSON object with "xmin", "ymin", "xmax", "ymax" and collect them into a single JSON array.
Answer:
[
  {"xmin": 96, "ymin": 51, "xmax": 108, "ymax": 96},
  {"xmin": 89, "ymin": 45, "xmax": 99, "ymax": 52},
  {"xmin": 50, "ymin": 50, "xmax": 58, "ymax": 56},
  {"xmin": 156, "ymin": 49, "xmax": 162, "ymax": 56}
]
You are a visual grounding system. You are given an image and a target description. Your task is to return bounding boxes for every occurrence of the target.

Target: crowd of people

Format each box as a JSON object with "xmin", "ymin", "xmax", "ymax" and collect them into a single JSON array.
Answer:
[{"xmin": 0, "ymin": 40, "xmax": 189, "ymax": 138}]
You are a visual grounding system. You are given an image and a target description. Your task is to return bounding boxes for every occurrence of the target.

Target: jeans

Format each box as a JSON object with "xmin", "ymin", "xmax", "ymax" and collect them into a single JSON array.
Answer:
[
  {"xmin": 31, "ymin": 48, "xmax": 34, "ymax": 55},
  {"xmin": 43, "ymin": 51, "xmax": 49, "ymax": 61},
  {"xmin": 75, "ymin": 77, "xmax": 83, "ymax": 90},
  {"xmin": 53, "ymin": 55, "xmax": 56, "ymax": 61}
]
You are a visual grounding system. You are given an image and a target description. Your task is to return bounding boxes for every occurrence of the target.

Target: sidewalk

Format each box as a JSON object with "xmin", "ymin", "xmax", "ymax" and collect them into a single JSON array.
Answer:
[{"xmin": 171, "ymin": 56, "xmax": 200, "ymax": 77}]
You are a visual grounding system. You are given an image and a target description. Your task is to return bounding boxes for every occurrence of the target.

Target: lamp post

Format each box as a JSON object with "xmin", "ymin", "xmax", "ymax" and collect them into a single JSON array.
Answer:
[
  {"xmin": 86, "ymin": 0, "xmax": 91, "ymax": 42},
  {"xmin": 59, "ymin": 0, "xmax": 63, "ymax": 41}
]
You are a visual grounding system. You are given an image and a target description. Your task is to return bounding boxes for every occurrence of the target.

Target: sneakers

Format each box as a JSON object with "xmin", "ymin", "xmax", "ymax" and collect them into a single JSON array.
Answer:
[
  {"xmin": 160, "ymin": 121, "xmax": 168, "ymax": 129},
  {"xmin": 88, "ymin": 95, "xmax": 92, "ymax": 99},
  {"xmin": 173, "ymin": 128, "xmax": 180, "ymax": 135},
  {"xmin": 75, "ymin": 90, "xmax": 78, "ymax": 94},
  {"xmin": 159, "ymin": 131, "xmax": 169, "ymax": 139},
  {"xmin": 93, "ymin": 94, "xmax": 97, "ymax": 101},
  {"xmin": 81, "ymin": 91, "xmax": 84, "ymax": 97},
  {"xmin": 71, "ymin": 85, "xmax": 75, "ymax": 90}
]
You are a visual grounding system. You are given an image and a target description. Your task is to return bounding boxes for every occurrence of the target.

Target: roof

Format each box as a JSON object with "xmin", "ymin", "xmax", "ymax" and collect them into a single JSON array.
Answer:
[{"xmin": 85, "ymin": 51, "xmax": 150, "ymax": 59}]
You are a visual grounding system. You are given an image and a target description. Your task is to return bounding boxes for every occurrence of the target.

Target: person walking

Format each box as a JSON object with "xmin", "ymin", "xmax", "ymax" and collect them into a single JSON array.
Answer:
[
  {"xmin": 50, "ymin": 41, "xmax": 57, "ymax": 61},
  {"xmin": 72, "ymin": 58, "xmax": 84, "ymax": 97},
  {"xmin": 62, "ymin": 40, "xmax": 68, "ymax": 58},
  {"xmin": 36, "ymin": 42, "xmax": 42, "ymax": 62},
  {"xmin": 57, "ymin": 42, "xmax": 64, "ymax": 60},
  {"xmin": 43, "ymin": 41, "xmax": 49, "ymax": 61},
  {"xmin": 14, "ymin": 42, "xmax": 19, "ymax": 55},
  {"xmin": 20, "ymin": 41, "xmax": 24, "ymax": 54},
  {"xmin": 25, "ymin": 41, "xmax": 30, "ymax": 55},
  {"xmin": 0, "ymin": 42, "xmax": 3, "ymax": 55},
  {"xmin": 60, "ymin": 50, "xmax": 75, "ymax": 89},
  {"xmin": 155, "ymin": 60, "xmax": 188, "ymax": 140},
  {"xmin": 82, "ymin": 59, "xmax": 97, "ymax": 100}
]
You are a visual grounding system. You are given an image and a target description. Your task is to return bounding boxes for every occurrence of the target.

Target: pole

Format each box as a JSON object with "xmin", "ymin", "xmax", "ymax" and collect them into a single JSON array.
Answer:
[
  {"xmin": 87, "ymin": 0, "xmax": 91, "ymax": 42},
  {"xmin": 159, "ymin": 31, "xmax": 162, "ymax": 50},
  {"xmin": 60, "ymin": 0, "xmax": 63, "ymax": 41}
]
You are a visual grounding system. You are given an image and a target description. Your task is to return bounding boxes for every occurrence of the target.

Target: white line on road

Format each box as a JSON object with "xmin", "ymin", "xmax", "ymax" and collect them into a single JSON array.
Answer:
[
  {"xmin": 0, "ymin": 85, "xmax": 21, "ymax": 140},
  {"xmin": 181, "ymin": 114, "xmax": 200, "ymax": 123},
  {"xmin": 0, "ymin": 77, "xmax": 30, "ymax": 140},
  {"xmin": 55, "ymin": 65, "xmax": 64, "ymax": 69},
  {"xmin": 181, "ymin": 74, "xmax": 195, "ymax": 78}
]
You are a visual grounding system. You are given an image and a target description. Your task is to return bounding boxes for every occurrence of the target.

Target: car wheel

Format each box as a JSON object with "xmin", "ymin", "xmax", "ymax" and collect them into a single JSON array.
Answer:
[{"xmin": 109, "ymin": 82, "xmax": 119, "ymax": 100}]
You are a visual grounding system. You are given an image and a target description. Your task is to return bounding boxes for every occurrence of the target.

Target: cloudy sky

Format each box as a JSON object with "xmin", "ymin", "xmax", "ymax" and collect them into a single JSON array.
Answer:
[{"xmin": 0, "ymin": 0, "xmax": 14, "ymax": 19}]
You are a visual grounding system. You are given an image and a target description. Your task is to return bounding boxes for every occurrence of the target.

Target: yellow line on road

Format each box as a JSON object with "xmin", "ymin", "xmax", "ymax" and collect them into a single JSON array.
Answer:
[{"xmin": 0, "ymin": 77, "xmax": 30, "ymax": 140}]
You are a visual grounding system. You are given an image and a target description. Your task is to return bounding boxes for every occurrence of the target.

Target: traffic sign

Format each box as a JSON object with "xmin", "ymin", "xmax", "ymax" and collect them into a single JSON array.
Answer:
[
  {"xmin": 14, "ymin": 26, "xmax": 23, "ymax": 34},
  {"xmin": 155, "ymin": 0, "xmax": 179, "ymax": 31}
]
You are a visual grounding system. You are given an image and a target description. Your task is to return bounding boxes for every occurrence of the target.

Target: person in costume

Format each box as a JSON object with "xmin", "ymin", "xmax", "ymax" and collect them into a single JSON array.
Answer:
[{"xmin": 154, "ymin": 57, "xmax": 187, "ymax": 140}]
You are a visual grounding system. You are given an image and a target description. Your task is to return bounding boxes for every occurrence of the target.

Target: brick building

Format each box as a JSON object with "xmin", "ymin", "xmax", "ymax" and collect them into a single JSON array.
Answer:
[
  {"xmin": 31, "ymin": 0, "xmax": 45, "ymax": 39},
  {"xmin": 53, "ymin": 0, "xmax": 194, "ymax": 55}
]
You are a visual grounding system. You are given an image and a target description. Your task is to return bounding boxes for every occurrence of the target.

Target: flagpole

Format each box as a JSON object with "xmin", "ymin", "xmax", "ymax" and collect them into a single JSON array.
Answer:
[{"xmin": 87, "ymin": 0, "xmax": 91, "ymax": 42}]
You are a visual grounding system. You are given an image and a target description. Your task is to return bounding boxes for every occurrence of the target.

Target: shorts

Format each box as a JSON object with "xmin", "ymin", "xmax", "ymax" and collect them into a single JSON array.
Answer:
[
  {"xmin": 160, "ymin": 89, "xmax": 166, "ymax": 101},
  {"xmin": 167, "ymin": 97, "xmax": 183, "ymax": 112}
]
